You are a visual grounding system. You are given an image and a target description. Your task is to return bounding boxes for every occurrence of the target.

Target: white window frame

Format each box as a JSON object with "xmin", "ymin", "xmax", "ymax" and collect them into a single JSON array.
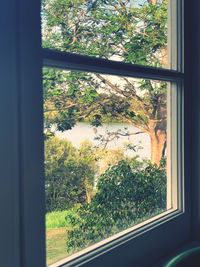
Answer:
[{"xmin": 1, "ymin": 0, "xmax": 198, "ymax": 267}]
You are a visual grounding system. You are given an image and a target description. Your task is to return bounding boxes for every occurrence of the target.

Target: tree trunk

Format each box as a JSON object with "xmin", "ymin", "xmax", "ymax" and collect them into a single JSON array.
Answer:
[
  {"xmin": 150, "ymin": 130, "xmax": 166, "ymax": 165},
  {"xmin": 85, "ymin": 179, "xmax": 92, "ymax": 204},
  {"xmin": 161, "ymin": 46, "xmax": 168, "ymax": 68}
]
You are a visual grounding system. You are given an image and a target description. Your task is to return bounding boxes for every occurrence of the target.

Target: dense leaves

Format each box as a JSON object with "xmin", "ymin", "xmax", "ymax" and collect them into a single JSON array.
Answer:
[
  {"xmin": 42, "ymin": 0, "xmax": 168, "ymax": 164},
  {"xmin": 66, "ymin": 159, "xmax": 166, "ymax": 252},
  {"xmin": 45, "ymin": 136, "xmax": 96, "ymax": 211},
  {"xmin": 45, "ymin": 136, "xmax": 127, "ymax": 211},
  {"xmin": 42, "ymin": 0, "xmax": 169, "ymax": 254},
  {"xmin": 42, "ymin": 0, "xmax": 167, "ymax": 67}
]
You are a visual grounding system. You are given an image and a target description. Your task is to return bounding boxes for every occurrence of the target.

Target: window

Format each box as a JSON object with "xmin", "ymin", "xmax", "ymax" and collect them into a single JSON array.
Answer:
[
  {"xmin": 44, "ymin": 69, "xmax": 170, "ymax": 265},
  {"xmin": 1, "ymin": 0, "xmax": 196, "ymax": 267},
  {"xmin": 41, "ymin": 0, "xmax": 170, "ymax": 69},
  {"xmin": 41, "ymin": 1, "xmax": 186, "ymax": 266}
]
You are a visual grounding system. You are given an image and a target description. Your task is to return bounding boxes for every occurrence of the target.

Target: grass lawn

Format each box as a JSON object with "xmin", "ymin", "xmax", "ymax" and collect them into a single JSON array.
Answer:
[
  {"xmin": 46, "ymin": 210, "xmax": 74, "ymax": 228},
  {"xmin": 46, "ymin": 227, "xmax": 71, "ymax": 266},
  {"xmin": 46, "ymin": 210, "xmax": 77, "ymax": 265}
]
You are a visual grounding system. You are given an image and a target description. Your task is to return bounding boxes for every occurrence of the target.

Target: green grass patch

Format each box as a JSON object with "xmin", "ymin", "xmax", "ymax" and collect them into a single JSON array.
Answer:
[
  {"xmin": 46, "ymin": 209, "xmax": 77, "ymax": 228},
  {"xmin": 46, "ymin": 227, "xmax": 72, "ymax": 265}
]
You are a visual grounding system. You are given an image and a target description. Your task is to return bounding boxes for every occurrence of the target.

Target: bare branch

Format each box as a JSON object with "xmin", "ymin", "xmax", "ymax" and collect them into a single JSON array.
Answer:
[
  {"xmin": 123, "ymin": 77, "xmax": 151, "ymax": 119},
  {"xmin": 96, "ymin": 74, "xmax": 126, "ymax": 96},
  {"xmin": 116, "ymin": 113, "xmax": 149, "ymax": 132},
  {"xmin": 95, "ymin": 128, "xmax": 145, "ymax": 149}
]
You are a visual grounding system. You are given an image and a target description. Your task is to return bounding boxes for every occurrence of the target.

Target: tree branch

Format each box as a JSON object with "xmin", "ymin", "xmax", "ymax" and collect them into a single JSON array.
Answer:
[
  {"xmin": 116, "ymin": 113, "xmax": 149, "ymax": 132},
  {"xmin": 96, "ymin": 74, "xmax": 126, "ymax": 96},
  {"xmin": 95, "ymin": 127, "xmax": 145, "ymax": 149},
  {"xmin": 123, "ymin": 77, "xmax": 151, "ymax": 119}
]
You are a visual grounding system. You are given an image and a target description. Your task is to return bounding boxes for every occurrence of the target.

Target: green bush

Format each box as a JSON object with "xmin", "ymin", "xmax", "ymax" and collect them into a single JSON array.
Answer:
[{"xmin": 66, "ymin": 159, "xmax": 166, "ymax": 252}]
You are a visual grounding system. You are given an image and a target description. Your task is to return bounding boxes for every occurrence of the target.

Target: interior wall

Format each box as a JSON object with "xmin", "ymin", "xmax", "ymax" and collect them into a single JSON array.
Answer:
[
  {"xmin": 0, "ymin": 1, "xmax": 45, "ymax": 267},
  {"xmin": 184, "ymin": 0, "xmax": 200, "ymax": 240}
]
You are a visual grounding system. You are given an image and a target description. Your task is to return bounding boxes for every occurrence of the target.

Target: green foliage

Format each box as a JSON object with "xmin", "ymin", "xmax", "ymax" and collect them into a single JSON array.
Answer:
[
  {"xmin": 45, "ymin": 135, "xmax": 129, "ymax": 212},
  {"xmin": 42, "ymin": 0, "xmax": 168, "ymax": 164},
  {"xmin": 42, "ymin": 0, "xmax": 167, "ymax": 67},
  {"xmin": 42, "ymin": 1, "xmax": 167, "ymax": 162},
  {"xmin": 65, "ymin": 159, "xmax": 166, "ymax": 252},
  {"xmin": 42, "ymin": 1, "xmax": 169, "ymax": 257},
  {"xmin": 45, "ymin": 136, "xmax": 96, "ymax": 212},
  {"xmin": 42, "ymin": 0, "xmax": 169, "ymax": 256}
]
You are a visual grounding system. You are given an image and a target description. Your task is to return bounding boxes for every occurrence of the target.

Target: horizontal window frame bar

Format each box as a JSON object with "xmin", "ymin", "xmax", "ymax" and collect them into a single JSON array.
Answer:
[{"xmin": 42, "ymin": 48, "xmax": 184, "ymax": 82}]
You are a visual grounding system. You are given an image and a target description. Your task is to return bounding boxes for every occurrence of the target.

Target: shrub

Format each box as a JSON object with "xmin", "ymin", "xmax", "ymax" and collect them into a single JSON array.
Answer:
[{"xmin": 66, "ymin": 159, "xmax": 166, "ymax": 252}]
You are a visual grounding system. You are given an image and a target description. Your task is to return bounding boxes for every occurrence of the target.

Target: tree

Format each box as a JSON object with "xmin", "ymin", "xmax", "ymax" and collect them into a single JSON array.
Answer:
[
  {"xmin": 44, "ymin": 135, "xmax": 126, "ymax": 209},
  {"xmin": 77, "ymin": 139, "xmax": 97, "ymax": 203},
  {"xmin": 65, "ymin": 159, "xmax": 166, "ymax": 252},
  {"xmin": 45, "ymin": 136, "xmax": 96, "ymax": 211},
  {"xmin": 42, "ymin": 0, "xmax": 168, "ymax": 165}
]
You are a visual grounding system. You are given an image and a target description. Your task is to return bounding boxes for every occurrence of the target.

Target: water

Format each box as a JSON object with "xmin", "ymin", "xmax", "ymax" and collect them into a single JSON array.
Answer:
[{"xmin": 55, "ymin": 122, "xmax": 150, "ymax": 160}]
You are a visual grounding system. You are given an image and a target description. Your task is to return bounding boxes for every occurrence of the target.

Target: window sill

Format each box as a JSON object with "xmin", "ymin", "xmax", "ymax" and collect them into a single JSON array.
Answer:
[{"xmin": 48, "ymin": 209, "xmax": 185, "ymax": 267}]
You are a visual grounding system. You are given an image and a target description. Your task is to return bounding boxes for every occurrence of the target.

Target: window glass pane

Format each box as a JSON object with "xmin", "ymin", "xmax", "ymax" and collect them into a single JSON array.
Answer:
[
  {"xmin": 43, "ymin": 67, "xmax": 171, "ymax": 266},
  {"xmin": 41, "ymin": 0, "xmax": 169, "ymax": 69}
]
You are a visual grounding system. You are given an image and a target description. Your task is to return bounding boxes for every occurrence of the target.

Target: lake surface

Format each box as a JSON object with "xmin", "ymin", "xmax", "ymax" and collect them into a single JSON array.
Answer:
[{"xmin": 55, "ymin": 123, "xmax": 150, "ymax": 160}]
